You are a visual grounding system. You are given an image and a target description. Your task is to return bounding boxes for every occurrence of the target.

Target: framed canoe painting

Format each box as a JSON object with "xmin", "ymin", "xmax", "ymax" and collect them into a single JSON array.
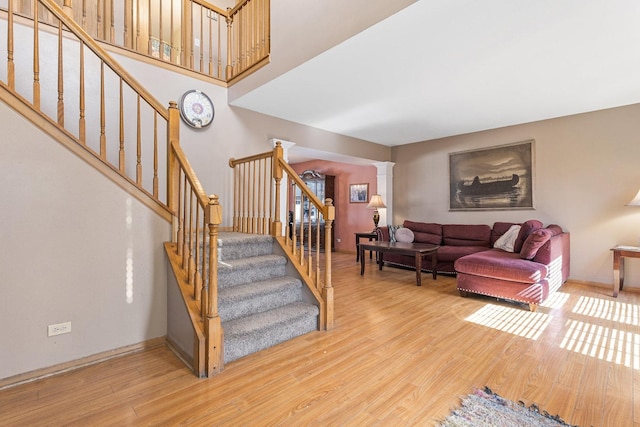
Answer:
[{"xmin": 449, "ymin": 140, "xmax": 535, "ymax": 211}]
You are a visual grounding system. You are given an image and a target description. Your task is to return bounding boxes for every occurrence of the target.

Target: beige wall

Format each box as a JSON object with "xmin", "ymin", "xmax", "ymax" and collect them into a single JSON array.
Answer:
[
  {"xmin": 0, "ymin": 101, "xmax": 170, "ymax": 380},
  {"xmin": 392, "ymin": 103, "xmax": 640, "ymax": 288}
]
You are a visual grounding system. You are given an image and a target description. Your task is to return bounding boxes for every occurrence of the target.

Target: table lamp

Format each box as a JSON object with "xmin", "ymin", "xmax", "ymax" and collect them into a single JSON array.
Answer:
[{"xmin": 366, "ymin": 194, "xmax": 386, "ymax": 230}]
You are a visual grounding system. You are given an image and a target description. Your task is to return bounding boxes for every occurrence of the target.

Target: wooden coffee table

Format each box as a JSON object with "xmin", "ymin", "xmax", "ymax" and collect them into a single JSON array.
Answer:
[{"xmin": 359, "ymin": 241, "xmax": 439, "ymax": 286}]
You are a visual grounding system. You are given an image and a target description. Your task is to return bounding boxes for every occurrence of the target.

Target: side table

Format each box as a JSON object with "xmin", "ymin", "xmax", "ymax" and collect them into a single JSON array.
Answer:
[
  {"xmin": 355, "ymin": 231, "xmax": 378, "ymax": 262},
  {"xmin": 611, "ymin": 245, "xmax": 640, "ymax": 297}
]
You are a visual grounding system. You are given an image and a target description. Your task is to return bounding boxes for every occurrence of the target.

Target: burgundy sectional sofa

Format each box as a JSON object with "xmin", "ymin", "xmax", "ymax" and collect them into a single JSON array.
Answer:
[{"xmin": 375, "ymin": 220, "xmax": 570, "ymax": 311}]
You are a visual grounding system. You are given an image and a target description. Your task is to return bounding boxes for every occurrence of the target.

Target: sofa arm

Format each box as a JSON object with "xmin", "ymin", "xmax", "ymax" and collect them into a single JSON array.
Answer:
[
  {"xmin": 533, "ymin": 232, "xmax": 570, "ymax": 282},
  {"xmin": 376, "ymin": 226, "xmax": 390, "ymax": 242}
]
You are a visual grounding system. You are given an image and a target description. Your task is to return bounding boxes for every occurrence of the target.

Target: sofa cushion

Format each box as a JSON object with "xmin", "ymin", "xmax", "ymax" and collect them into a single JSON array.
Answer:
[
  {"xmin": 520, "ymin": 229, "xmax": 553, "ymax": 260},
  {"xmin": 493, "ymin": 224, "xmax": 521, "ymax": 252},
  {"xmin": 514, "ymin": 220, "xmax": 543, "ymax": 253},
  {"xmin": 442, "ymin": 224, "xmax": 491, "ymax": 247},
  {"xmin": 455, "ymin": 249, "xmax": 548, "ymax": 284},
  {"xmin": 395, "ymin": 227, "xmax": 415, "ymax": 243},
  {"xmin": 403, "ymin": 220, "xmax": 442, "ymax": 245}
]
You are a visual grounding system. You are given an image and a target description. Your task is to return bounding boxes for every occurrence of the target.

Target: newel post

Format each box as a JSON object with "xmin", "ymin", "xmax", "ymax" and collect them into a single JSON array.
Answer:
[
  {"xmin": 323, "ymin": 198, "xmax": 335, "ymax": 330},
  {"xmin": 205, "ymin": 194, "xmax": 223, "ymax": 376},
  {"xmin": 271, "ymin": 142, "xmax": 283, "ymax": 237}
]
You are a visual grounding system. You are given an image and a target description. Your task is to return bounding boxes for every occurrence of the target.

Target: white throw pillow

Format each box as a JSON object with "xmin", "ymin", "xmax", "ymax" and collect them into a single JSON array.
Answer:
[
  {"xmin": 493, "ymin": 225, "xmax": 521, "ymax": 252},
  {"xmin": 395, "ymin": 227, "xmax": 415, "ymax": 243}
]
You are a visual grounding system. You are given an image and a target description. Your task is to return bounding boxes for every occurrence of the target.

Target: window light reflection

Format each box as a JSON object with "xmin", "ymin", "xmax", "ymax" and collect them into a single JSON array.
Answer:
[
  {"xmin": 540, "ymin": 291, "xmax": 570, "ymax": 309},
  {"xmin": 560, "ymin": 320, "xmax": 640, "ymax": 369},
  {"xmin": 465, "ymin": 304, "xmax": 551, "ymax": 340},
  {"xmin": 573, "ymin": 296, "xmax": 640, "ymax": 326}
]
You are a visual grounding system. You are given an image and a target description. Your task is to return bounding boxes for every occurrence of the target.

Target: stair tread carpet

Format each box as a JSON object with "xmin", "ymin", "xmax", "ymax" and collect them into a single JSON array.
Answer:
[
  {"xmin": 218, "ymin": 254, "xmax": 287, "ymax": 288},
  {"xmin": 224, "ymin": 302, "xmax": 318, "ymax": 337},
  {"xmin": 224, "ymin": 302, "xmax": 319, "ymax": 362},
  {"xmin": 218, "ymin": 276, "xmax": 303, "ymax": 322}
]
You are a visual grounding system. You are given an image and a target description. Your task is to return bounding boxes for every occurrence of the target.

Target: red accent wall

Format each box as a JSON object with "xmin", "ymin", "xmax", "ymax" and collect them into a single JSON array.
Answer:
[{"xmin": 291, "ymin": 160, "xmax": 377, "ymax": 253}]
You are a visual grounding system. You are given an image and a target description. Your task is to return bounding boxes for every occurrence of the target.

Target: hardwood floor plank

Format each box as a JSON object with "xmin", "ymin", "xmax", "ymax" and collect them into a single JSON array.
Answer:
[{"xmin": 1, "ymin": 252, "xmax": 639, "ymax": 426}]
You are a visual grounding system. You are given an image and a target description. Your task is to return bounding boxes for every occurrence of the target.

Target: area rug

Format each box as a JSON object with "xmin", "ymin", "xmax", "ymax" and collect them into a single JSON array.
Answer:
[{"xmin": 438, "ymin": 387, "xmax": 579, "ymax": 427}]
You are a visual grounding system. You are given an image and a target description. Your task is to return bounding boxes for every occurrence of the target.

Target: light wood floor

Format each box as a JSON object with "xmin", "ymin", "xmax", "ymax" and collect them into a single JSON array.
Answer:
[{"xmin": 2, "ymin": 252, "xmax": 639, "ymax": 426}]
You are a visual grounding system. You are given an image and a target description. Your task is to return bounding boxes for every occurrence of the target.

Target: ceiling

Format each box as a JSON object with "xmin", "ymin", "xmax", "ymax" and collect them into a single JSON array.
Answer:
[{"xmin": 231, "ymin": 0, "xmax": 640, "ymax": 157}]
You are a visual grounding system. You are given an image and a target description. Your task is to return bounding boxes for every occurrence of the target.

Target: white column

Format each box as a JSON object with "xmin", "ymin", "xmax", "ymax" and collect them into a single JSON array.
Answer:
[
  {"xmin": 373, "ymin": 161, "xmax": 395, "ymax": 226},
  {"xmin": 270, "ymin": 138, "xmax": 295, "ymax": 236}
]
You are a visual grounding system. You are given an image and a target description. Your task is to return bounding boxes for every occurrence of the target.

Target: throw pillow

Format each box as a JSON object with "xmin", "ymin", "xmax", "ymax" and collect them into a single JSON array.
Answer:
[
  {"xmin": 493, "ymin": 224, "xmax": 521, "ymax": 252},
  {"xmin": 395, "ymin": 227, "xmax": 415, "ymax": 243},
  {"xmin": 514, "ymin": 220, "xmax": 543, "ymax": 253},
  {"xmin": 388, "ymin": 225, "xmax": 403, "ymax": 242},
  {"xmin": 520, "ymin": 229, "xmax": 553, "ymax": 260}
]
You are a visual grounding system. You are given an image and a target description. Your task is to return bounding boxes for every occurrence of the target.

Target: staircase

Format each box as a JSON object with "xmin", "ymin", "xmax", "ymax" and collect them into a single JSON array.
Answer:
[
  {"xmin": 1, "ymin": 0, "xmax": 332, "ymax": 381},
  {"xmin": 217, "ymin": 232, "xmax": 319, "ymax": 362}
]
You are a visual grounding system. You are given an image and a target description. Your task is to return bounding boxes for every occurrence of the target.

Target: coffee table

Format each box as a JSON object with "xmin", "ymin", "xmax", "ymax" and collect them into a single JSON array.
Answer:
[{"xmin": 359, "ymin": 241, "xmax": 439, "ymax": 286}]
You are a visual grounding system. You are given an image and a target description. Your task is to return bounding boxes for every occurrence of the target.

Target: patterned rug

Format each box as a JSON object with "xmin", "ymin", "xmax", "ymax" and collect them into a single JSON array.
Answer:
[{"xmin": 438, "ymin": 387, "xmax": 579, "ymax": 427}]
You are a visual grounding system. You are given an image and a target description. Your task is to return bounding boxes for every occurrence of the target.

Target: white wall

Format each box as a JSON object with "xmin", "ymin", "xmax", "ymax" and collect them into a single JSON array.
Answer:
[
  {"xmin": 0, "ymin": 101, "xmax": 170, "ymax": 380},
  {"xmin": 392, "ymin": 103, "xmax": 640, "ymax": 288},
  {"xmin": 228, "ymin": 0, "xmax": 416, "ymax": 103}
]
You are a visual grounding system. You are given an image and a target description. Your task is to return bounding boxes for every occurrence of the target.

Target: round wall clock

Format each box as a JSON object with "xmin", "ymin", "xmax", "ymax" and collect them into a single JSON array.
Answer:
[{"xmin": 179, "ymin": 90, "xmax": 214, "ymax": 128}]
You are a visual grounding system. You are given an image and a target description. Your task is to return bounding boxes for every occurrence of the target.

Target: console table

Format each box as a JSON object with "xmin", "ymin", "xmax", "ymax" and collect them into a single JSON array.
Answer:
[
  {"xmin": 611, "ymin": 245, "xmax": 640, "ymax": 297},
  {"xmin": 359, "ymin": 241, "xmax": 439, "ymax": 286},
  {"xmin": 355, "ymin": 231, "xmax": 378, "ymax": 262}
]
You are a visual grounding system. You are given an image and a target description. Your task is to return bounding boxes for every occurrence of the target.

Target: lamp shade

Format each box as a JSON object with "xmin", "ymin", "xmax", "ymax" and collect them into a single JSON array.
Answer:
[
  {"xmin": 366, "ymin": 194, "xmax": 387, "ymax": 209},
  {"xmin": 627, "ymin": 189, "xmax": 640, "ymax": 206}
]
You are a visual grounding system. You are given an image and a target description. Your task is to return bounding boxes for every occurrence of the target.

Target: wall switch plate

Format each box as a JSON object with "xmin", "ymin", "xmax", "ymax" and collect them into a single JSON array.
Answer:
[{"xmin": 48, "ymin": 321, "xmax": 71, "ymax": 336}]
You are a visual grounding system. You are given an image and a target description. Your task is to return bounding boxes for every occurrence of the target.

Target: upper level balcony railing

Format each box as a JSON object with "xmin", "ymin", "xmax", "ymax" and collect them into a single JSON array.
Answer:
[{"xmin": 8, "ymin": 0, "xmax": 269, "ymax": 83}]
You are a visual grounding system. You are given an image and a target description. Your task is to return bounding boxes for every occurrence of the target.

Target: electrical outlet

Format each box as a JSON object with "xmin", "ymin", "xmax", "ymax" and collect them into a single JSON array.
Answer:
[
  {"xmin": 336, "ymin": 238, "xmax": 341, "ymax": 243},
  {"xmin": 48, "ymin": 321, "xmax": 71, "ymax": 337}
]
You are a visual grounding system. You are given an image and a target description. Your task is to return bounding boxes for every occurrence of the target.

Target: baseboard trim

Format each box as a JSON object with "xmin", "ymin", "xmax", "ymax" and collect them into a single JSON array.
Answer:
[
  {"xmin": 566, "ymin": 279, "xmax": 640, "ymax": 294},
  {"xmin": 165, "ymin": 337, "xmax": 195, "ymax": 373},
  {"xmin": 0, "ymin": 337, "xmax": 166, "ymax": 390}
]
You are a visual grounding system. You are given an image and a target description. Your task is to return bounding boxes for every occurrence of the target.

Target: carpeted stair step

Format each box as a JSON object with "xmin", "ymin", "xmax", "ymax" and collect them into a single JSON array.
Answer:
[
  {"xmin": 218, "ymin": 254, "xmax": 287, "ymax": 288},
  {"xmin": 218, "ymin": 276, "xmax": 304, "ymax": 322},
  {"xmin": 217, "ymin": 232, "xmax": 274, "ymax": 261},
  {"xmin": 223, "ymin": 302, "xmax": 319, "ymax": 363}
]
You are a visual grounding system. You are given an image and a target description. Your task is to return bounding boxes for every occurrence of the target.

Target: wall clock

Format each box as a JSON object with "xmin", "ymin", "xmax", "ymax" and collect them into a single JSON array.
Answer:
[{"xmin": 179, "ymin": 89, "xmax": 214, "ymax": 128}]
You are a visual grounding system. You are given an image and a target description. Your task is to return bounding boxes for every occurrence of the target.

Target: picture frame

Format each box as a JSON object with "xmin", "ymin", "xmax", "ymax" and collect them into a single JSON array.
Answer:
[
  {"xmin": 449, "ymin": 140, "xmax": 535, "ymax": 211},
  {"xmin": 349, "ymin": 183, "xmax": 369, "ymax": 203}
]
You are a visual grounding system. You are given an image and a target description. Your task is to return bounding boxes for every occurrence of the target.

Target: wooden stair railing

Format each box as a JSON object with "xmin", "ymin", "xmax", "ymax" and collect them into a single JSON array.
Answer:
[
  {"xmin": 166, "ymin": 137, "xmax": 223, "ymax": 377},
  {"xmin": 229, "ymin": 142, "xmax": 335, "ymax": 330},
  {"xmin": 8, "ymin": 0, "xmax": 270, "ymax": 84},
  {"xmin": 1, "ymin": 0, "xmax": 224, "ymax": 377}
]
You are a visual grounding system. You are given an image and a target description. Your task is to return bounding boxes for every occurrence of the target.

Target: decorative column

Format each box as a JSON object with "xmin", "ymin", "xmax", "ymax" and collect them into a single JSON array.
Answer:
[{"xmin": 373, "ymin": 161, "xmax": 395, "ymax": 226}]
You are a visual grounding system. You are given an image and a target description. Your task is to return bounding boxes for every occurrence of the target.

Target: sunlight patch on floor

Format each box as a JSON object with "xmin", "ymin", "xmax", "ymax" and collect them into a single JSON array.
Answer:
[
  {"xmin": 572, "ymin": 296, "xmax": 640, "ymax": 326},
  {"xmin": 540, "ymin": 291, "xmax": 570, "ymax": 309},
  {"xmin": 465, "ymin": 304, "xmax": 551, "ymax": 340},
  {"xmin": 560, "ymin": 319, "xmax": 640, "ymax": 369}
]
